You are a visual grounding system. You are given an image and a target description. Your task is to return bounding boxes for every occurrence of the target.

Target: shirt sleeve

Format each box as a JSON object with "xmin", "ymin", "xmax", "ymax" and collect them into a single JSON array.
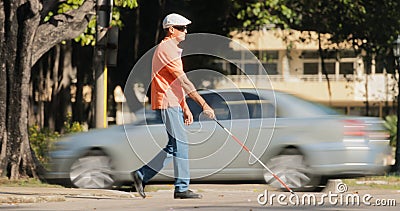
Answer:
[
  {"xmin": 161, "ymin": 53, "xmax": 187, "ymax": 108},
  {"xmin": 160, "ymin": 47, "xmax": 185, "ymax": 79},
  {"xmin": 165, "ymin": 58, "xmax": 185, "ymax": 78}
]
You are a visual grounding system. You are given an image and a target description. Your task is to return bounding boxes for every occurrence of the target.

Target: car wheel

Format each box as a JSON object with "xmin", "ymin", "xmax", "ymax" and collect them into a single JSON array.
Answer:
[
  {"xmin": 69, "ymin": 150, "xmax": 114, "ymax": 189},
  {"xmin": 263, "ymin": 148, "xmax": 325, "ymax": 192}
]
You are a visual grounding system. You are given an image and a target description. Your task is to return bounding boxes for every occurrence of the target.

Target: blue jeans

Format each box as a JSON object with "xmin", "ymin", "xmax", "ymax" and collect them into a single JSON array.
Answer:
[{"xmin": 136, "ymin": 107, "xmax": 190, "ymax": 192}]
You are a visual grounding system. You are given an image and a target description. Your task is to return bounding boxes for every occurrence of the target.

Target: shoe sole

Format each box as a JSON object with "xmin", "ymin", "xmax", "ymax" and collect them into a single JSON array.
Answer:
[
  {"xmin": 174, "ymin": 195, "xmax": 203, "ymax": 199},
  {"xmin": 132, "ymin": 172, "xmax": 146, "ymax": 198},
  {"xmin": 174, "ymin": 197, "xmax": 202, "ymax": 199}
]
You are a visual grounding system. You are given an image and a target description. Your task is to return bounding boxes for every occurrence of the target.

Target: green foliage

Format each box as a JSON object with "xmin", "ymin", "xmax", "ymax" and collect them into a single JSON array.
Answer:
[
  {"xmin": 63, "ymin": 113, "xmax": 85, "ymax": 134},
  {"xmin": 73, "ymin": 6, "xmax": 127, "ymax": 46},
  {"xmin": 344, "ymin": 175, "xmax": 400, "ymax": 190},
  {"xmin": 43, "ymin": 11, "xmax": 54, "ymax": 22},
  {"xmin": 114, "ymin": 0, "xmax": 138, "ymax": 9},
  {"xmin": 45, "ymin": 0, "xmax": 138, "ymax": 46},
  {"xmin": 29, "ymin": 125, "xmax": 60, "ymax": 166},
  {"xmin": 384, "ymin": 115, "xmax": 397, "ymax": 147},
  {"xmin": 73, "ymin": 17, "xmax": 97, "ymax": 46},
  {"xmin": 234, "ymin": 0, "xmax": 294, "ymax": 30},
  {"xmin": 29, "ymin": 113, "xmax": 84, "ymax": 168},
  {"xmin": 233, "ymin": 0, "xmax": 400, "ymax": 55},
  {"xmin": 58, "ymin": 0, "xmax": 85, "ymax": 13},
  {"xmin": 0, "ymin": 177, "xmax": 63, "ymax": 187}
]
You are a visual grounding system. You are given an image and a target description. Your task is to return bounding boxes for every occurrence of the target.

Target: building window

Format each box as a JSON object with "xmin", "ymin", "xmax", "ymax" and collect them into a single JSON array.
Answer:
[
  {"xmin": 244, "ymin": 63, "xmax": 259, "ymax": 75},
  {"xmin": 229, "ymin": 63, "xmax": 241, "ymax": 75},
  {"xmin": 302, "ymin": 50, "xmax": 337, "ymax": 59},
  {"xmin": 339, "ymin": 62, "xmax": 354, "ymax": 74},
  {"xmin": 263, "ymin": 63, "xmax": 278, "ymax": 75},
  {"xmin": 302, "ymin": 50, "xmax": 357, "ymax": 77},
  {"xmin": 304, "ymin": 63, "xmax": 318, "ymax": 74},
  {"xmin": 253, "ymin": 50, "xmax": 279, "ymax": 75},
  {"xmin": 257, "ymin": 51, "xmax": 279, "ymax": 61},
  {"xmin": 375, "ymin": 54, "xmax": 386, "ymax": 74},
  {"xmin": 323, "ymin": 63, "xmax": 335, "ymax": 74}
]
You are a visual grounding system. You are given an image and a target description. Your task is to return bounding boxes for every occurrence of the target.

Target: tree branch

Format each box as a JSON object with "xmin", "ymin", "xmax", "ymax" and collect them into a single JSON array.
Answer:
[{"xmin": 32, "ymin": 0, "xmax": 95, "ymax": 65}]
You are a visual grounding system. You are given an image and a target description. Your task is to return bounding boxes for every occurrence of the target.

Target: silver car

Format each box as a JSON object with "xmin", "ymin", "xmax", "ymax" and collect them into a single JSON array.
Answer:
[{"xmin": 46, "ymin": 89, "xmax": 392, "ymax": 191}]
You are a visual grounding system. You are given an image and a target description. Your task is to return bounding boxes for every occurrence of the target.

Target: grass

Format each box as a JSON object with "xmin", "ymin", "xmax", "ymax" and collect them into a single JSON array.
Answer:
[
  {"xmin": 344, "ymin": 175, "xmax": 400, "ymax": 190},
  {"xmin": 0, "ymin": 177, "xmax": 63, "ymax": 188}
]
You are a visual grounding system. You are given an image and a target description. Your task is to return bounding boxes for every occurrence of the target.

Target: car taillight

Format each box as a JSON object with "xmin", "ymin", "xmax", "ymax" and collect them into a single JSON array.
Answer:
[
  {"xmin": 368, "ymin": 131, "xmax": 390, "ymax": 138},
  {"xmin": 343, "ymin": 119, "xmax": 366, "ymax": 137}
]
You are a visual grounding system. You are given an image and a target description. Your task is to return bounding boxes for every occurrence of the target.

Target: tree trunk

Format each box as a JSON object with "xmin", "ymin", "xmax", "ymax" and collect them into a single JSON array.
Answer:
[
  {"xmin": 154, "ymin": 0, "xmax": 166, "ymax": 45},
  {"xmin": 1, "ymin": 0, "xmax": 42, "ymax": 179},
  {"xmin": 0, "ymin": 0, "xmax": 95, "ymax": 179},
  {"xmin": 395, "ymin": 58, "xmax": 400, "ymax": 173},
  {"xmin": 318, "ymin": 33, "xmax": 332, "ymax": 106},
  {"xmin": 133, "ymin": 0, "xmax": 140, "ymax": 61},
  {"xmin": 363, "ymin": 53, "xmax": 371, "ymax": 116},
  {"xmin": 0, "ymin": 0, "xmax": 7, "ymax": 177}
]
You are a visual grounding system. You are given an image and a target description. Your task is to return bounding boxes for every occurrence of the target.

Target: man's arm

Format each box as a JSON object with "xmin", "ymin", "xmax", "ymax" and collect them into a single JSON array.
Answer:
[
  {"xmin": 162, "ymin": 54, "xmax": 215, "ymax": 119},
  {"xmin": 177, "ymin": 74, "xmax": 215, "ymax": 119}
]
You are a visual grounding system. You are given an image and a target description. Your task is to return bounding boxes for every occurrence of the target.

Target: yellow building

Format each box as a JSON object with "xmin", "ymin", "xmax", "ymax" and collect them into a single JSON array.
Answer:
[{"xmin": 214, "ymin": 29, "xmax": 396, "ymax": 117}]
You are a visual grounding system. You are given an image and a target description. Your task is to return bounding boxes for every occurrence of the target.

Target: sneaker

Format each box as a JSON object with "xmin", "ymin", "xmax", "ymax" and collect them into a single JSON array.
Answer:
[
  {"xmin": 174, "ymin": 190, "xmax": 202, "ymax": 199},
  {"xmin": 131, "ymin": 171, "xmax": 146, "ymax": 198}
]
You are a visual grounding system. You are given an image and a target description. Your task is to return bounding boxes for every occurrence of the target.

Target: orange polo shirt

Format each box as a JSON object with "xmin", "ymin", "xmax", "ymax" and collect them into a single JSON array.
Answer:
[{"xmin": 151, "ymin": 37, "xmax": 186, "ymax": 110}]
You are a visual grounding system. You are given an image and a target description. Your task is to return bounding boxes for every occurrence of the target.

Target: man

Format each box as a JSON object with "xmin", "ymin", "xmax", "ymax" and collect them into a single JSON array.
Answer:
[{"xmin": 131, "ymin": 13, "xmax": 215, "ymax": 199}]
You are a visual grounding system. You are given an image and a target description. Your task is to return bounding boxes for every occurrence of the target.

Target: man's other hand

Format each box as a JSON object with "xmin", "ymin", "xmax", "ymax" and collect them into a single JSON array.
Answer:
[
  {"xmin": 202, "ymin": 104, "xmax": 215, "ymax": 120},
  {"xmin": 183, "ymin": 108, "xmax": 193, "ymax": 125}
]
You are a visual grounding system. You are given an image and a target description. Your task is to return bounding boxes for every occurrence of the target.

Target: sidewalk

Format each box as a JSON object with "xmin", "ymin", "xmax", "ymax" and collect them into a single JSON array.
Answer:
[
  {"xmin": 2, "ymin": 181, "xmax": 398, "ymax": 206},
  {"xmin": 0, "ymin": 186, "xmax": 137, "ymax": 204},
  {"xmin": 0, "ymin": 181, "xmax": 340, "ymax": 204},
  {"xmin": 0, "ymin": 183, "xmax": 268, "ymax": 205},
  {"xmin": 1, "ymin": 183, "xmax": 399, "ymax": 210}
]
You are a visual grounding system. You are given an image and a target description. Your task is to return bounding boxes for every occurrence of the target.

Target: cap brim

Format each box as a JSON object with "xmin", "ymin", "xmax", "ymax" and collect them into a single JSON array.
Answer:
[{"xmin": 163, "ymin": 21, "xmax": 191, "ymax": 29}]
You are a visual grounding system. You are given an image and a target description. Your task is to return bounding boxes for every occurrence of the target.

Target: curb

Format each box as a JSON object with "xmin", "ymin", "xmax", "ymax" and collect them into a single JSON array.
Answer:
[
  {"xmin": 0, "ymin": 187, "xmax": 137, "ymax": 204},
  {"xmin": 0, "ymin": 195, "xmax": 66, "ymax": 204},
  {"xmin": 323, "ymin": 179, "xmax": 343, "ymax": 193}
]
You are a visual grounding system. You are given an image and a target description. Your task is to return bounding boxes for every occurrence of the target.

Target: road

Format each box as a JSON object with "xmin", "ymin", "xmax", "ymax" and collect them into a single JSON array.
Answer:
[{"xmin": 1, "ymin": 182, "xmax": 399, "ymax": 211}]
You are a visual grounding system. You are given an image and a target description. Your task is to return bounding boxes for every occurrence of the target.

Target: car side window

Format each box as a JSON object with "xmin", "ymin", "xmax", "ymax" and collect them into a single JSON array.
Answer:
[
  {"xmin": 221, "ymin": 92, "xmax": 249, "ymax": 119},
  {"xmin": 187, "ymin": 93, "xmax": 231, "ymax": 121},
  {"xmin": 221, "ymin": 92, "xmax": 275, "ymax": 119},
  {"xmin": 186, "ymin": 98, "xmax": 202, "ymax": 121},
  {"xmin": 244, "ymin": 93, "xmax": 275, "ymax": 119},
  {"xmin": 186, "ymin": 91, "xmax": 275, "ymax": 121}
]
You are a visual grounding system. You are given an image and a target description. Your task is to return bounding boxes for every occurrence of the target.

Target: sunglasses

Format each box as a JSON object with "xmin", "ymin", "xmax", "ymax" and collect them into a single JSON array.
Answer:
[{"xmin": 172, "ymin": 25, "xmax": 187, "ymax": 32}]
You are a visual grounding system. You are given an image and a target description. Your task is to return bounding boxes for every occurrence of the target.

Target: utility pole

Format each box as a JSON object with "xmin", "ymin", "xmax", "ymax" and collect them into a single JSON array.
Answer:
[{"xmin": 93, "ymin": 0, "xmax": 112, "ymax": 128}]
